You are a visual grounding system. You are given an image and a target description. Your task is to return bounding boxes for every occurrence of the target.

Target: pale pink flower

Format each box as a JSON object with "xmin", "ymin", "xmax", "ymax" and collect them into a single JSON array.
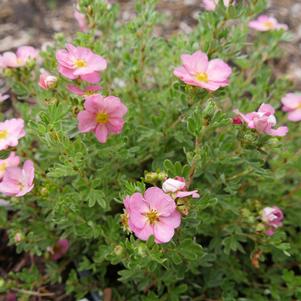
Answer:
[
  {"xmin": 0, "ymin": 118, "xmax": 25, "ymax": 151},
  {"xmin": 174, "ymin": 50, "xmax": 232, "ymax": 91},
  {"xmin": 56, "ymin": 44, "xmax": 107, "ymax": 83},
  {"xmin": 1, "ymin": 46, "xmax": 38, "ymax": 68},
  {"xmin": 0, "ymin": 160, "xmax": 34, "ymax": 197},
  {"xmin": 77, "ymin": 94, "xmax": 127, "ymax": 143},
  {"xmin": 281, "ymin": 93, "xmax": 301, "ymax": 122},
  {"xmin": 74, "ymin": 9, "xmax": 88, "ymax": 32},
  {"xmin": 67, "ymin": 84, "xmax": 102, "ymax": 96},
  {"xmin": 233, "ymin": 103, "xmax": 288, "ymax": 137},
  {"xmin": 38, "ymin": 72, "xmax": 57, "ymax": 90},
  {"xmin": 249, "ymin": 15, "xmax": 288, "ymax": 32},
  {"xmin": 162, "ymin": 177, "xmax": 199, "ymax": 199},
  {"xmin": 0, "ymin": 93, "xmax": 9, "ymax": 103},
  {"xmin": 202, "ymin": 0, "xmax": 231, "ymax": 11},
  {"xmin": 124, "ymin": 187, "xmax": 181, "ymax": 244},
  {"xmin": 261, "ymin": 206, "xmax": 283, "ymax": 236},
  {"xmin": 0, "ymin": 152, "xmax": 20, "ymax": 179},
  {"xmin": 50, "ymin": 239, "xmax": 69, "ymax": 261}
]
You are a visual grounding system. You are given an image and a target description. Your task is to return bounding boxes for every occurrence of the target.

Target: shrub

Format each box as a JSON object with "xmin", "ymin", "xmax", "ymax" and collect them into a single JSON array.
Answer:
[{"xmin": 1, "ymin": 0, "xmax": 301, "ymax": 300}]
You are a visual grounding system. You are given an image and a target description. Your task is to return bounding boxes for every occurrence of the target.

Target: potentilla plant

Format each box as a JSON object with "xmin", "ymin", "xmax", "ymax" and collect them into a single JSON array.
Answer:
[{"xmin": 0, "ymin": 0, "xmax": 301, "ymax": 300}]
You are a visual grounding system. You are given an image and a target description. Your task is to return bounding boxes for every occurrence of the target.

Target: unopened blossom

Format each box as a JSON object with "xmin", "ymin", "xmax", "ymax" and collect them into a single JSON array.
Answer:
[
  {"xmin": 162, "ymin": 177, "xmax": 199, "ymax": 199},
  {"xmin": 77, "ymin": 94, "xmax": 127, "ymax": 143},
  {"xmin": 174, "ymin": 50, "xmax": 232, "ymax": 91},
  {"xmin": 261, "ymin": 206, "xmax": 283, "ymax": 236},
  {"xmin": 249, "ymin": 15, "xmax": 288, "ymax": 32},
  {"xmin": 50, "ymin": 239, "xmax": 69, "ymax": 261},
  {"xmin": 56, "ymin": 44, "xmax": 107, "ymax": 83},
  {"xmin": 1, "ymin": 46, "xmax": 38, "ymax": 68},
  {"xmin": 0, "ymin": 152, "xmax": 20, "ymax": 179},
  {"xmin": 38, "ymin": 72, "xmax": 57, "ymax": 90},
  {"xmin": 233, "ymin": 103, "xmax": 288, "ymax": 137},
  {"xmin": 0, "ymin": 160, "xmax": 34, "ymax": 197},
  {"xmin": 202, "ymin": 0, "xmax": 231, "ymax": 11},
  {"xmin": 67, "ymin": 84, "xmax": 102, "ymax": 96},
  {"xmin": 124, "ymin": 187, "xmax": 181, "ymax": 244},
  {"xmin": 281, "ymin": 93, "xmax": 301, "ymax": 122},
  {"xmin": 74, "ymin": 8, "xmax": 88, "ymax": 32},
  {"xmin": 0, "ymin": 93, "xmax": 9, "ymax": 103},
  {"xmin": 0, "ymin": 118, "xmax": 25, "ymax": 151}
]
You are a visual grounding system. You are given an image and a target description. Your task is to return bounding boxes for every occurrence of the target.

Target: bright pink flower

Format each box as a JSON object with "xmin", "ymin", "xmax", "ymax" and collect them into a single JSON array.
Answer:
[
  {"xmin": 233, "ymin": 103, "xmax": 288, "ymax": 137},
  {"xmin": 0, "ymin": 152, "xmax": 20, "ymax": 179},
  {"xmin": 1, "ymin": 46, "xmax": 38, "ymax": 68},
  {"xmin": 202, "ymin": 0, "xmax": 231, "ymax": 11},
  {"xmin": 0, "ymin": 118, "xmax": 25, "ymax": 151},
  {"xmin": 56, "ymin": 44, "xmax": 107, "ymax": 83},
  {"xmin": 232, "ymin": 116, "xmax": 243, "ymax": 125},
  {"xmin": 67, "ymin": 84, "xmax": 102, "ymax": 96},
  {"xmin": 0, "ymin": 93, "xmax": 9, "ymax": 103},
  {"xmin": 74, "ymin": 9, "xmax": 88, "ymax": 32},
  {"xmin": 51, "ymin": 239, "xmax": 69, "ymax": 261},
  {"xmin": 162, "ymin": 177, "xmax": 199, "ymax": 199},
  {"xmin": 38, "ymin": 72, "xmax": 57, "ymax": 90},
  {"xmin": 77, "ymin": 94, "xmax": 127, "ymax": 143},
  {"xmin": 124, "ymin": 187, "xmax": 181, "ymax": 244},
  {"xmin": 0, "ymin": 160, "xmax": 34, "ymax": 197},
  {"xmin": 249, "ymin": 15, "xmax": 288, "ymax": 32},
  {"xmin": 261, "ymin": 206, "xmax": 283, "ymax": 236},
  {"xmin": 281, "ymin": 93, "xmax": 301, "ymax": 122},
  {"xmin": 174, "ymin": 50, "xmax": 232, "ymax": 91}
]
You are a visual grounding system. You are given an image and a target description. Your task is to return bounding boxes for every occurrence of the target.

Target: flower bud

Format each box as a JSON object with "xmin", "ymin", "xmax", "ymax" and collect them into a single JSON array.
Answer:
[
  {"xmin": 162, "ymin": 178, "xmax": 185, "ymax": 193},
  {"xmin": 114, "ymin": 245, "xmax": 123, "ymax": 256},
  {"xmin": 39, "ymin": 72, "xmax": 57, "ymax": 90}
]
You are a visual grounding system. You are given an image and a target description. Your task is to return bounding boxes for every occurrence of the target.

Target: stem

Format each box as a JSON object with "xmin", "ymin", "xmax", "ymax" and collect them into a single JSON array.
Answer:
[{"xmin": 12, "ymin": 288, "xmax": 55, "ymax": 297}]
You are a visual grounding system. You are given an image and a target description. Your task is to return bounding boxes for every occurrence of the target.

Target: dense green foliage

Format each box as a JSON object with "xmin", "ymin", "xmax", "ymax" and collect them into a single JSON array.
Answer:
[{"xmin": 1, "ymin": 0, "xmax": 301, "ymax": 300}]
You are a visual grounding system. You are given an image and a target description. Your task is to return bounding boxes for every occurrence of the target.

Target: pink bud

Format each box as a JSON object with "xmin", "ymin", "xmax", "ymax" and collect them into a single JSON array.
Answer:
[{"xmin": 39, "ymin": 72, "xmax": 57, "ymax": 90}]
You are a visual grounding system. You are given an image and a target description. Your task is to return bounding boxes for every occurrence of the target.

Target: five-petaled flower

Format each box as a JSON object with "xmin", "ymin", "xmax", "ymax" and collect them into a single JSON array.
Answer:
[
  {"xmin": 0, "ymin": 160, "xmax": 34, "ymax": 197},
  {"xmin": 77, "ymin": 94, "xmax": 128, "ymax": 143},
  {"xmin": 56, "ymin": 44, "xmax": 107, "ymax": 83},
  {"xmin": 281, "ymin": 93, "xmax": 301, "ymax": 122},
  {"xmin": 123, "ymin": 187, "xmax": 181, "ymax": 244},
  {"xmin": 261, "ymin": 206, "xmax": 283, "ymax": 236},
  {"xmin": 174, "ymin": 50, "xmax": 232, "ymax": 91},
  {"xmin": 249, "ymin": 15, "xmax": 288, "ymax": 32},
  {"xmin": 1, "ymin": 46, "xmax": 38, "ymax": 68},
  {"xmin": 0, "ymin": 118, "xmax": 25, "ymax": 151},
  {"xmin": 0, "ymin": 152, "xmax": 20, "ymax": 180},
  {"xmin": 233, "ymin": 103, "xmax": 288, "ymax": 137}
]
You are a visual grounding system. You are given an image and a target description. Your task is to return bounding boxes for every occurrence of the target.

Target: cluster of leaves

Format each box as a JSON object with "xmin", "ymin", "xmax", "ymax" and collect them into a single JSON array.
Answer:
[{"xmin": 1, "ymin": 0, "xmax": 301, "ymax": 300}]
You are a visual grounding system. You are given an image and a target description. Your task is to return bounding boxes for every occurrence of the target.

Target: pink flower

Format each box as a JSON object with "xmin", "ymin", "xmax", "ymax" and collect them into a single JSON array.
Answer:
[
  {"xmin": 124, "ymin": 187, "xmax": 181, "ymax": 244},
  {"xmin": 249, "ymin": 15, "xmax": 288, "ymax": 32},
  {"xmin": 0, "ymin": 160, "xmax": 34, "ymax": 197},
  {"xmin": 281, "ymin": 93, "xmax": 301, "ymax": 122},
  {"xmin": 1, "ymin": 46, "xmax": 38, "ymax": 68},
  {"xmin": 202, "ymin": 0, "xmax": 231, "ymax": 11},
  {"xmin": 0, "ymin": 152, "xmax": 20, "ymax": 179},
  {"xmin": 38, "ymin": 72, "xmax": 57, "ymax": 90},
  {"xmin": 174, "ymin": 50, "xmax": 232, "ymax": 91},
  {"xmin": 162, "ymin": 177, "xmax": 199, "ymax": 199},
  {"xmin": 56, "ymin": 44, "xmax": 107, "ymax": 83},
  {"xmin": 261, "ymin": 206, "xmax": 283, "ymax": 236},
  {"xmin": 0, "ymin": 118, "xmax": 25, "ymax": 151},
  {"xmin": 0, "ymin": 93, "xmax": 9, "ymax": 103},
  {"xmin": 67, "ymin": 84, "xmax": 102, "ymax": 96},
  {"xmin": 77, "ymin": 94, "xmax": 128, "ymax": 143},
  {"xmin": 50, "ymin": 239, "xmax": 69, "ymax": 261},
  {"xmin": 74, "ymin": 8, "xmax": 88, "ymax": 32},
  {"xmin": 233, "ymin": 103, "xmax": 288, "ymax": 137}
]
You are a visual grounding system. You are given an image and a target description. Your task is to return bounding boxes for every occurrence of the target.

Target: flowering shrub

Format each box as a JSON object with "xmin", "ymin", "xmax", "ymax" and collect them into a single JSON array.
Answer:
[{"xmin": 0, "ymin": 0, "xmax": 301, "ymax": 300}]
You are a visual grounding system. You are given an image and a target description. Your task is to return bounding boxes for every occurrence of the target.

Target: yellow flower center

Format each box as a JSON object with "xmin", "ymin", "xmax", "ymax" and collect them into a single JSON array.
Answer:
[
  {"xmin": 74, "ymin": 59, "xmax": 87, "ymax": 68},
  {"xmin": 85, "ymin": 90, "xmax": 96, "ymax": 96},
  {"xmin": 0, "ymin": 130, "xmax": 8, "ymax": 140},
  {"xmin": 0, "ymin": 162, "xmax": 6, "ymax": 172},
  {"xmin": 195, "ymin": 72, "xmax": 208, "ymax": 82},
  {"xmin": 146, "ymin": 210, "xmax": 159, "ymax": 225},
  {"xmin": 263, "ymin": 21, "xmax": 275, "ymax": 30},
  {"xmin": 96, "ymin": 112, "xmax": 109, "ymax": 124}
]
